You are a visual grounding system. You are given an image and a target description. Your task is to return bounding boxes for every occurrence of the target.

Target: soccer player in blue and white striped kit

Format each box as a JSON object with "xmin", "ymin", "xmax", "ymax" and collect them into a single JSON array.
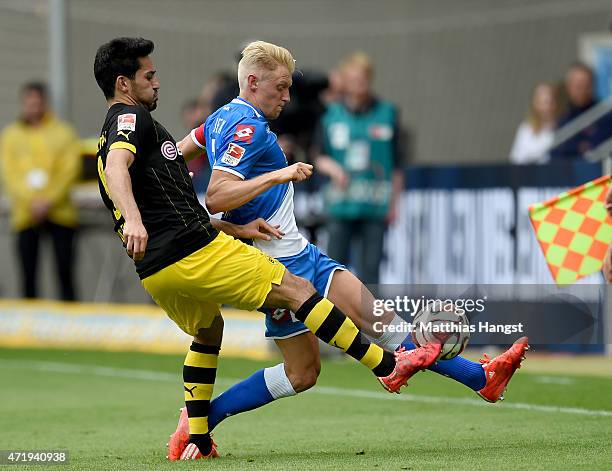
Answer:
[{"xmin": 172, "ymin": 40, "xmax": 528, "ymax": 458}]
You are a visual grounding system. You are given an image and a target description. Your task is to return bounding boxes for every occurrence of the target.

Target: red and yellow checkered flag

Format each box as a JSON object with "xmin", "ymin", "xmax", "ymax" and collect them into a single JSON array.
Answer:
[{"xmin": 529, "ymin": 175, "xmax": 612, "ymax": 285}]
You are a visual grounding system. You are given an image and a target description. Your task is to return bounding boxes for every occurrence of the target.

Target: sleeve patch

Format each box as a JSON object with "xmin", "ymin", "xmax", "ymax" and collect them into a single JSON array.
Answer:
[
  {"xmin": 234, "ymin": 124, "xmax": 256, "ymax": 143},
  {"xmin": 220, "ymin": 143, "xmax": 246, "ymax": 166},
  {"xmin": 118, "ymin": 113, "xmax": 136, "ymax": 131}
]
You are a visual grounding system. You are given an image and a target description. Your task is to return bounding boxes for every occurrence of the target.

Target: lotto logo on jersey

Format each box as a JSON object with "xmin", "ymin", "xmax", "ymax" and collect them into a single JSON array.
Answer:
[
  {"xmin": 117, "ymin": 113, "xmax": 136, "ymax": 131},
  {"xmin": 234, "ymin": 124, "xmax": 255, "ymax": 143},
  {"xmin": 271, "ymin": 308, "xmax": 291, "ymax": 324},
  {"xmin": 221, "ymin": 143, "xmax": 246, "ymax": 166}
]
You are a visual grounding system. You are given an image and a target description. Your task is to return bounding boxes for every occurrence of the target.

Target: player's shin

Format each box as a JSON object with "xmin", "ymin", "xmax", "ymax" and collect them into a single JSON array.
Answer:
[
  {"xmin": 207, "ymin": 363, "xmax": 295, "ymax": 431},
  {"xmin": 183, "ymin": 342, "xmax": 219, "ymax": 455},
  {"xmin": 294, "ymin": 294, "xmax": 395, "ymax": 377}
]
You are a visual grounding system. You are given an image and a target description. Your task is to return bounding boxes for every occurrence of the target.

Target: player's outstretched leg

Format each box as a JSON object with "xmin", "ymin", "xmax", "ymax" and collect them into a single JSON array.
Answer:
[
  {"xmin": 327, "ymin": 270, "xmax": 514, "ymax": 396},
  {"xmin": 401, "ymin": 339, "xmax": 487, "ymax": 390},
  {"xmin": 266, "ymin": 272, "xmax": 442, "ymax": 391},
  {"xmin": 399, "ymin": 336, "xmax": 529, "ymax": 402}
]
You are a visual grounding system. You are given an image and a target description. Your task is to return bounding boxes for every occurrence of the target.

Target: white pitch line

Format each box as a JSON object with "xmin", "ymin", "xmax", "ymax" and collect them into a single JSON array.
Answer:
[
  {"xmin": 533, "ymin": 376, "xmax": 575, "ymax": 385},
  {"xmin": 1, "ymin": 359, "xmax": 611, "ymax": 418}
]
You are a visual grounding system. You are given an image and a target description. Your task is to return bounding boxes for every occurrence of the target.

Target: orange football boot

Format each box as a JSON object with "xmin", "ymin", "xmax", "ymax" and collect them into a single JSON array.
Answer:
[
  {"xmin": 166, "ymin": 407, "xmax": 189, "ymax": 461},
  {"xmin": 477, "ymin": 336, "xmax": 529, "ymax": 403},
  {"xmin": 179, "ymin": 441, "xmax": 219, "ymax": 460},
  {"xmin": 166, "ymin": 407, "xmax": 219, "ymax": 460},
  {"xmin": 379, "ymin": 343, "xmax": 442, "ymax": 393}
]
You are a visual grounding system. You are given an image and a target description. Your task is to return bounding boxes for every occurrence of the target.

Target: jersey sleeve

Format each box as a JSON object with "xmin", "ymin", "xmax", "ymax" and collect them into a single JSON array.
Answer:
[
  {"xmin": 211, "ymin": 120, "xmax": 269, "ymax": 179},
  {"xmin": 106, "ymin": 107, "xmax": 153, "ymax": 158},
  {"xmin": 190, "ymin": 124, "xmax": 206, "ymax": 149}
]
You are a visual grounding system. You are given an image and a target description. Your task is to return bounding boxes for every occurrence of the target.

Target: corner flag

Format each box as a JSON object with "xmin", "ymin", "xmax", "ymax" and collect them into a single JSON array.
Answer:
[{"xmin": 529, "ymin": 175, "xmax": 612, "ymax": 284}]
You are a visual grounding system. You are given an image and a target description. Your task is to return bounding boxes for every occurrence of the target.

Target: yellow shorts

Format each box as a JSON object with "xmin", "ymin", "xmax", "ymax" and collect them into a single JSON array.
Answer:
[{"xmin": 141, "ymin": 231, "xmax": 286, "ymax": 336}]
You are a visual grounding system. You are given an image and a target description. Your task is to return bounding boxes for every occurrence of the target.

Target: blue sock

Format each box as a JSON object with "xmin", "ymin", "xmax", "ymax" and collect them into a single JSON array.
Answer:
[
  {"xmin": 207, "ymin": 370, "xmax": 272, "ymax": 431},
  {"xmin": 401, "ymin": 339, "xmax": 486, "ymax": 391},
  {"xmin": 208, "ymin": 364, "xmax": 295, "ymax": 431}
]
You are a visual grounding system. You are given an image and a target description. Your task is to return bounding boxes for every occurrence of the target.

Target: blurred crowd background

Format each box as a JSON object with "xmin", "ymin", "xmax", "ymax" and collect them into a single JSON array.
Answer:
[{"xmin": 0, "ymin": 0, "xmax": 611, "ymax": 309}]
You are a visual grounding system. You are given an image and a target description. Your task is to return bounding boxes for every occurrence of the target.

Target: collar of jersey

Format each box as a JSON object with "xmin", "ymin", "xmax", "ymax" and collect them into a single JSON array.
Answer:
[{"xmin": 231, "ymin": 97, "xmax": 263, "ymax": 119}]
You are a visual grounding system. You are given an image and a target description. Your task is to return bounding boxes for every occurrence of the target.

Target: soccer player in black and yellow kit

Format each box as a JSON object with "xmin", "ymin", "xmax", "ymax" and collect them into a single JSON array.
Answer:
[{"xmin": 93, "ymin": 37, "xmax": 441, "ymax": 460}]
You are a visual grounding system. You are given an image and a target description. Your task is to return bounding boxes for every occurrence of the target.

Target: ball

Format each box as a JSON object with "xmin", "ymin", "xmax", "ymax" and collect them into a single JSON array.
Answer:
[{"xmin": 411, "ymin": 303, "xmax": 471, "ymax": 360}]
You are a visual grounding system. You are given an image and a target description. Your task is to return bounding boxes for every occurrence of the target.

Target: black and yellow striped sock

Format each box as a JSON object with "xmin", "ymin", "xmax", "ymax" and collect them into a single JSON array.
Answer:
[
  {"xmin": 294, "ymin": 294, "xmax": 395, "ymax": 377},
  {"xmin": 183, "ymin": 342, "xmax": 219, "ymax": 455}
]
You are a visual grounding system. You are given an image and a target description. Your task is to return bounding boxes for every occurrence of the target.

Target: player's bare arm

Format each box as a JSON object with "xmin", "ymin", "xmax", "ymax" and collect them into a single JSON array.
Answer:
[
  {"xmin": 177, "ymin": 132, "xmax": 205, "ymax": 162},
  {"xmin": 205, "ymin": 163, "xmax": 313, "ymax": 213},
  {"xmin": 210, "ymin": 217, "xmax": 283, "ymax": 241},
  {"xmin": 105, "ymin": 148, "xmax": 148, "ymax": 260}
]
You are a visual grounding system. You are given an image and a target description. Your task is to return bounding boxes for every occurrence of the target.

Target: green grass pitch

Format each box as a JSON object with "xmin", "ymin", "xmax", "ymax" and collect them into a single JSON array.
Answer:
[{"xmin": 1, "ymin": 347, "xmax": 611, "ymax": 470}]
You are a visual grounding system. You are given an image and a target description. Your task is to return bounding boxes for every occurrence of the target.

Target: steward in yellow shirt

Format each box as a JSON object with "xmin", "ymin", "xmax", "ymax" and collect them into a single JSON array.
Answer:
[
  {"xmin": 0, "ymin": 82, "xmax": 81, "ymax": 299},
  {"xmin": 0, "ymin": 112, "xmax": 80, "ymax": 231}
]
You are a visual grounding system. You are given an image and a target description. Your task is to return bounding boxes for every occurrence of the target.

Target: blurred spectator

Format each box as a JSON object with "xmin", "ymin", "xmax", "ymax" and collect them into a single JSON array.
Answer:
[
  {"xmin": 550, "ymin": 62, "xmax": 612, "ymax": 160},
  {"xmin": 180, "ymin": 98, "xmax": 204, "ymax": 130},
  {"xmin": 509, "ymin": 82, "xmax": 559, "ymax": 164},
  {"xmin": 186, "ymin": 74, "xmax": 236, "ymax": 194},
  {"xmin": 320, "ymin": 66, "xmax": 345, "ymax": 107},
  {"xmin": 204, "ymin": 71, "xmax": 234, "ymax": 116},
  {"xmin": 313, "ymin": 52, "xmax": 405, "ymax": 284},
  {"xmin": 0, "ymin": 82, "xmax": 81, "ymax": 300}
]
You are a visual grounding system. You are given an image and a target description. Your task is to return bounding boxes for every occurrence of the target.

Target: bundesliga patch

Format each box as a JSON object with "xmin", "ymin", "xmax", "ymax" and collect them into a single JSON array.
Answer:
[
  {"xmin": 117, "ymin": 113, "xmax": 136, "ymax": 131},
  {"xmin": 234, "ymin": 124, "xmax": 255, "ymax": 143},
  {"xmin": 221, "ymin": 143, "xmax": 246, "ymax": 166}
]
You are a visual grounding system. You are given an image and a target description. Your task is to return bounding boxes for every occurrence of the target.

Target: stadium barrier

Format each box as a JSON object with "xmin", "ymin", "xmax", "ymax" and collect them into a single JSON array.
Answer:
[{"xmin": 0, "ymin": 300, "xmax": 271, "ymax": 359}]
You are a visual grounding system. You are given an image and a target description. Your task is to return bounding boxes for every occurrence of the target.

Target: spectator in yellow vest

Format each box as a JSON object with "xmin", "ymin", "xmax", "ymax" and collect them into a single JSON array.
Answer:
[{"xmin": 0, "ymin": 82, "xmax": 81, "ymax": 300}]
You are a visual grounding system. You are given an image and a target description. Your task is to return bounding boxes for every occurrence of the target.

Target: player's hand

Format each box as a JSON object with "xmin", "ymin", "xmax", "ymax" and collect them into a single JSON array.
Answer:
[
  {"xmin": 604, "ymin": 243, "xmax": 612, "ymax": 283},
  {"xmin": 276, "ymin": 163, "xmax": 313, "ymax": 184},
  {"xmin": 123, "ymin": 219, "xmax": 148, "ymax": 261},
  {"xmin": 605, "ymin": 184, "xmax": 612, "ymax": 217},
  {"xmin": 238, "ymin": 218, "xmax": 284, "ymax": 241}
]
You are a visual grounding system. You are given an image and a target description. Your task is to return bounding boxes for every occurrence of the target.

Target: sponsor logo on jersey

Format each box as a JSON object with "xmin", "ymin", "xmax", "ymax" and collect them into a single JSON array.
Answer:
[
  {"xmin": 368, "ymin": 124, "xmax": 393, "ymax": 140},
  {"xmin": 271, "ymin": 308, "xmax": 291, "ymax": 324},
  {"xmin": 117, "ymin": 113, "xmax": 136, "ymax": 131},
  {"xmin": 161, "ymin": 140, "xmax": 178, "ymax": 160},
  {"xmin": 234, "ymin": 124, "xmax": 255, "ymax": 143},
  {"xmin": 117, "ymin": 130, "xmax": 132, "ymax": 140},
  {"xmin": 221, "ymin": 143, "xmax": 245, "ymax": 166}
]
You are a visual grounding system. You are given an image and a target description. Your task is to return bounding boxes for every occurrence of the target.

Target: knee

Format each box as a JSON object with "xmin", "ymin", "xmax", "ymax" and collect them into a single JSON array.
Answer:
[
  {"xmin": 194, "ymin": 315, "xmax": 224, "ymax": 347},
  {"xmin": 292, "ymin": 274, "xmax": 316, "ymax": 298},
  {"xmin": 286, "ymin": 363, "xmax": 320, "ymax": 393},
  {"xmin": 284, "ymin": 273, "xmax": 317, "ymax": 311}
]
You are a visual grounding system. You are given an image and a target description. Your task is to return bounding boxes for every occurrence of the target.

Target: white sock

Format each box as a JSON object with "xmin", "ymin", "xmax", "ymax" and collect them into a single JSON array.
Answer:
[
  {"xmin": 369, "ymin": 314, "xmax": 411, "ymax": 351},
  {"xmin": 263, "ymin": 363, "xmax": 296, "ymax": 399}
]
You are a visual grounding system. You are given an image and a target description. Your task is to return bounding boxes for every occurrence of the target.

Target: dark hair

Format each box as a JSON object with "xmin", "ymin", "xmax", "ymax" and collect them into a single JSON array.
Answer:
[
  {"xmin": 94, "ymin": 37, "xmax": 154, "ymax": 99},
  {"xmin": 568, "ymin": 61, "xmax": 594, "ymax": 80},
  {"xmin": 21, "ymin": 81, "xmax": 47, "ymax": 100}
]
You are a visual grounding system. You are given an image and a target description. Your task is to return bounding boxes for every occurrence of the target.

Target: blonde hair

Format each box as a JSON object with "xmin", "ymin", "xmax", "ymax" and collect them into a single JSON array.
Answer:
[
  {"xmin": 527, "ymin": 82, "xmax": 559, "ymax": 133},
  {"xmin": 339, "ymin": 51, "xmax": 374, "ymax": 79},
  {"xmin": 237, "ymin": 41, "xmax": 295, "ymax": 90}
]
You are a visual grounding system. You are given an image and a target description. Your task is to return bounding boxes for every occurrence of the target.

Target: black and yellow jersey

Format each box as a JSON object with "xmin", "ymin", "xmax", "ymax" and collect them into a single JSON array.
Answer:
[{"xmin": 97, "ymin": 103, "xmax": 218, "ymax": 279}]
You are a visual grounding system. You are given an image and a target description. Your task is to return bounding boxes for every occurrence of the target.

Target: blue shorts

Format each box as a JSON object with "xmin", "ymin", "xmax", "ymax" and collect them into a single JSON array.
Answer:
[{"xmin": 263, "ymin": 243, "xmax": 345, "ymax": 339}]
